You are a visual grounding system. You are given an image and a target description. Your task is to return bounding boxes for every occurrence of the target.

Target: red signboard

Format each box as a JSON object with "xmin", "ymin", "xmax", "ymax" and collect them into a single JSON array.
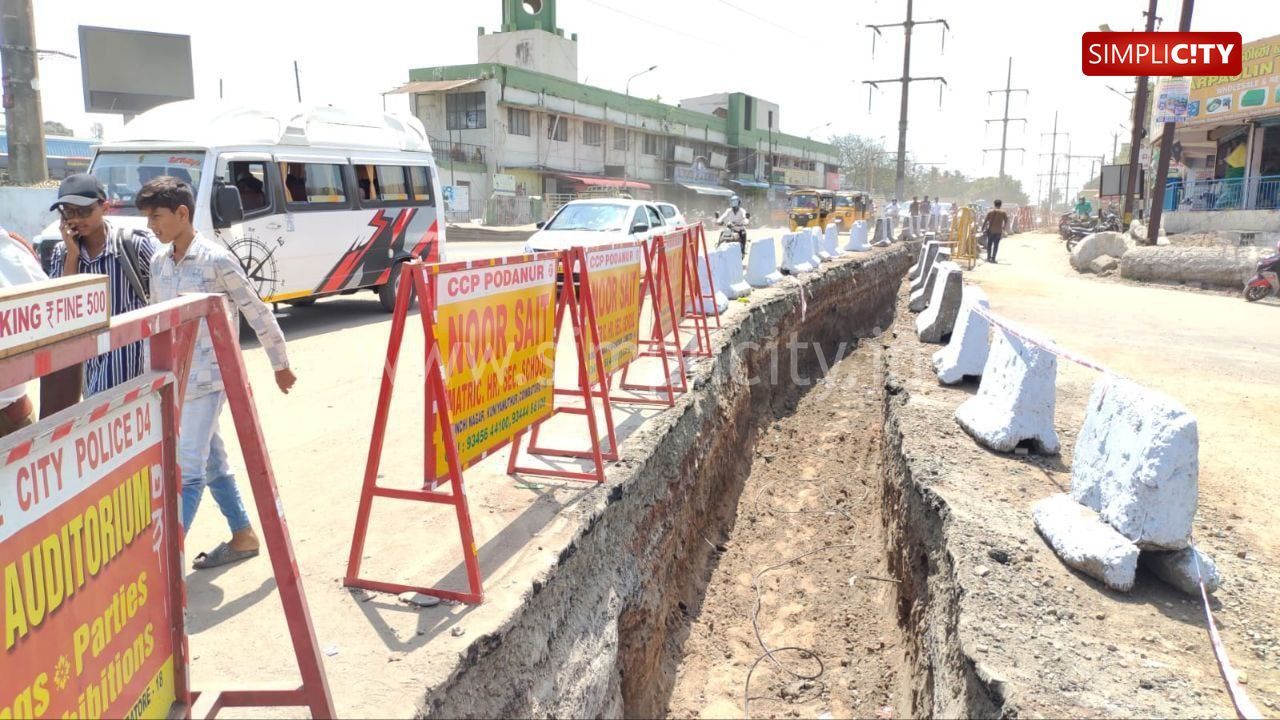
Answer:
[{"xmin": 1082, "ymin": 32, "xmax": 1243, "ymax": 76}]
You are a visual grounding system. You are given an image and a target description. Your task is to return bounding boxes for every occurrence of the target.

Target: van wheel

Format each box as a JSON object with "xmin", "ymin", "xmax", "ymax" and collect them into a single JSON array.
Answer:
[{"xmin": 378, "ymin": 266, "xmax": 417, "ymax": 313}]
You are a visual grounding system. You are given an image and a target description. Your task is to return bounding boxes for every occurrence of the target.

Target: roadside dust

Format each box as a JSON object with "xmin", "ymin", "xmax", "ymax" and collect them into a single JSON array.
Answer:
[{"xmin": 663, "ymin": 342, "xmax": 907, "ymax": 719}]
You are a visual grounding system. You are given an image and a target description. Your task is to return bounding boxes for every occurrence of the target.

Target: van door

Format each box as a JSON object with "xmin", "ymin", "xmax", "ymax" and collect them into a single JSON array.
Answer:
[
  {"xmin": 214, "ymin": 152, "xmax": 290, "ymax": 301},
  {"xmin": 275, "ymin": 154, "xmax": 367, "ymax": 298}
]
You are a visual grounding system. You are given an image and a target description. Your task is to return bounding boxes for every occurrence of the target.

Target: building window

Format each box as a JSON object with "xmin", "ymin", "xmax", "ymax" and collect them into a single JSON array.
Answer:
[
  {"xmin": 583, "ymin": 122, "xmax": 603, "ymax": 146},
  {"xmin": 508, "ymin": 107, "xmax": 530, "ymax": 136},
  {"xmin": 446, "ymin": 92, "xmax": 486, "ymax": 130},
  {"xmin": 546, "ymin": 114, "xmax": 568, "ymax": 142},
  {"xmin": 613, "ymin": 127, "xmax": 629, "ymax": 151},
  {"xmin": 643, "ymin": 133, "xmax": 660, "ymax": 156}
]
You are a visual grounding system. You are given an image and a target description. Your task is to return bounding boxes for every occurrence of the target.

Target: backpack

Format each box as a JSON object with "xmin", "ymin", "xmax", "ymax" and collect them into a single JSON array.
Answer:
[{"xmin": 110, "ymin": 226, "xmax": 151, "ymax": 305}]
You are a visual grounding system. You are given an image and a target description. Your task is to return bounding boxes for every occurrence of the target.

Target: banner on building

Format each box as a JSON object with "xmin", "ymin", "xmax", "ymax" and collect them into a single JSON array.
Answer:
[
  {"xmin": 1154, "ymin": 77, "xmax": 1191, "ymax": 123},
  {"xmin": 443, "ymin": 185, "xmax": 470, "ymax": 214},
  {"xmin": 1184, "ymin": 34, "xmax": 1280, "ymax": 126}
]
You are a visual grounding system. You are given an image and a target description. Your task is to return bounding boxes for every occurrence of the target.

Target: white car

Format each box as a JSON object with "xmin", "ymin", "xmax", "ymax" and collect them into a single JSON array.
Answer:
[
  {"xmin": 524, "ymin": 198, "xmax": 673, "ymax": 253},
  {"xmin": 655, "ymin": 201, "xmax": 687, "ymax": 228}
]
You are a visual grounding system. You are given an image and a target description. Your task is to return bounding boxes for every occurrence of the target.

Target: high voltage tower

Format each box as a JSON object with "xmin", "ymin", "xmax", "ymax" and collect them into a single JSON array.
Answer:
[
  {"xmin": 983, "ymin": 57, "xmax": 1029, "ymax": 180},
  {"xmin": 861, "ymin": 0, "xmax": 949, "ymax": 200}
]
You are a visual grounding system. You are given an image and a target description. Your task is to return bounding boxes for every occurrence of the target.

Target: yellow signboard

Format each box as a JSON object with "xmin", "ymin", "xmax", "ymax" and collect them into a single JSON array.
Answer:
[
  {"xmin": 657, "ymin": 233, "xmax": 686, "ymax": 338},
  {"xmin": 582, "ymin": 244, "xmax": 643, "ymax": 384},
  {"xmin": 1185, "ymin": 34, "xmax": 1280, "ymax": 127},
  {"xmin": 430, "ymin": 257, "xmax": 558, "ymax": 477}
]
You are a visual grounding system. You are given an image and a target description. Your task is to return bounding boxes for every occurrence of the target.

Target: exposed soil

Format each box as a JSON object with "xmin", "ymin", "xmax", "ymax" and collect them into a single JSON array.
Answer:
[{"xmin": 664, "ymin": 343, "xmax": 909, "ymax": 719}]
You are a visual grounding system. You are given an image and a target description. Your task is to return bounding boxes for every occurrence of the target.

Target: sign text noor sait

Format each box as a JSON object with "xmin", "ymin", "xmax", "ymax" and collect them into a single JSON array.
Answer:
[
  {"xmin": 1, "ymin": 379, "xmax": 178, "ymax": 719},
  {"xmin": 431, "ymin": 256, "xmax": 558, "ymax": 478},
  {"xmin": 583, "ymin": 244, "xmax": 643, "ymax": 384},
  {"xmin": 1082, "ymin": 32, "xmax": 1242, "ymax": 77}
]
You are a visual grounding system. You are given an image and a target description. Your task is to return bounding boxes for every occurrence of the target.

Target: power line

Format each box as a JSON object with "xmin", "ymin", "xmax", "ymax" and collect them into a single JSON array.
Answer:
[
  {"xmin": 712, "ymin": 0, "xmax": 806, "ymax": 38},
  {"xmin": 583, "ymin": 0, "xmax": 734, "ymax": 51}
]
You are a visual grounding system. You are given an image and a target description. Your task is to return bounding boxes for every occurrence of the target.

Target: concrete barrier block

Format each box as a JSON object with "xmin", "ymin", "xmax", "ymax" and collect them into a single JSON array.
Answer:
[
  {"xmin": 1070, "ymin": 376, "xmax": 1198, "ymax": 550},
  {"xmin": 933, "ymin": 286, "xmax": 991, "ymax": 384},
  {"xmin": 1033, "ymin": 493, "xmax": 1140, "ymax": 592},
  {"xmin": 745, "ymin": 237, "xmax": 783, "ymax": 287},
  {"xmin": 807, "ymin": 228, "xmax": 824, "ymax": 266},
  {"xmin": 845, "ymin": 220, "xmax": 871, "ymax": 251},
  {"xmin": 874, "ymin": 218, "xmax": 894, "ymax": 247},
  {"xmin": 916, "ymin": 262, "xmax": 963, "ymax": 343},
  {"xmin": 911, "ymin": 246, "xmax": 950, "ymax": 295},
  {"xmin": 910, "ymin": 242, "xmax": 941, "ymax": 288},
  {"xmin": 1140, "ymin": 544, "xmax": 1222, "ymax": 595},
  {"xmin": 820, "ymin": 223, "xmax": 838, "ymax": 258},
  {"xmin": 711, "ymin": 244, "xmax": 752, "ymax": 298},
  {"xmin": 908, "ymin": 263, "xmax": 941, "ymax": 313},
  {"xmin": 695, "ymin": 247, "xmax": 730, "ymax": 315},
  {"xmin": 781, "ymin": 233, "xmax": 816, "ymax": 274},
  {"xmin": 955, "ymin": 322, "xmax": 1060, "ymax": 454},
  {"xmin": 908, "ymin": 241, "xmax": 936, "ymax": 281}
]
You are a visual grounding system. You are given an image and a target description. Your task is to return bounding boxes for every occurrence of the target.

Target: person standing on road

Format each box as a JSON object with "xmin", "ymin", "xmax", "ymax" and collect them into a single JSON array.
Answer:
[
  {"xmin": 0, "ymin": 227, "xmax": 48, "ymax": 437},
  {"xmin": 920, "ymin": 196, "xmax": 932, "ymax": 231},
  {"xmin": 909, "ymin": 196, "xmax": 921, "ymax": 236},
  {"xmin": 930, "ymin": 197, "xmax": 942, "ymax": 231},
  {"xmin": 982, "ymin": 199, "xmax": 1009, "ymax": 264},
  {"xmin": 47, "ymin": 174, "xmax": 158, "ymax": 400},
  {"xmin": 138, "ymin": 176, "xmax": 297, "ymax": 570}
]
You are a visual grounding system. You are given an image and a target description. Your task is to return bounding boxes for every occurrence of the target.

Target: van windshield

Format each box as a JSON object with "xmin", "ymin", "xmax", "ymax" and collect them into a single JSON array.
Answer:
[
  {"xmin": 546, "ymin": 203, "xmax": 629, "ymax": 231},
  {"xmin": 89, "ymin": 151, "xmax": 205, "ymax": 216}
]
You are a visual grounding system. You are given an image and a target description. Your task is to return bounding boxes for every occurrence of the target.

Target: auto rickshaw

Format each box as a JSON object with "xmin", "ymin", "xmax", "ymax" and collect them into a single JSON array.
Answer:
[
  {"xmin": 832, "ymin": 190, "xmax": 872, "ymax": 228},
  {"xmin": 788, "ymin": 189, "xmax": 835, "ymax": 231}
]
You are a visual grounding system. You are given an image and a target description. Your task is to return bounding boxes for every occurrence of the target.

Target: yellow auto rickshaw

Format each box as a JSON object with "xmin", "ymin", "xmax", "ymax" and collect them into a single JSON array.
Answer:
[
  {"xmin": 788, "ymin": 189, "xmax": 835, "ymax": 231},
  {"xmin": 832, "ymin": 190, "xmax": 872, "ymax": 228}
]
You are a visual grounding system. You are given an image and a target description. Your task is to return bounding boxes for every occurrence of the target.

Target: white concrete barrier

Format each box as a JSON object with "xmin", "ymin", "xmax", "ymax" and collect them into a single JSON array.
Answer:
[
  {"xmin": 933, "ymin": 286, "xmax": 991, "ymax": 384},
  {"xmin": 916, "ymin": 261, "xmax": 963, "ymax": 343},
  {"xmin": 845, "ymin": 220, "xmax": 870, "ymax": 252},
  {"xmin": 910, "ymin": 244, "xmax": 947, "ymax": 293},
  {"xmin": 711, "ymin": 244, "xmax": 752, "ymax": 299},
  {"xmin": 909, "ymin": 240, "xmax": 938, "ymax": 281},
  {"xmin": 1140, "ymin": 544, "xmax": 1222, "ymax": 595},
  {"xmin": 808, "ymin": 227, "xmax": 824, "ymax": 266},
  {"xmin": 1069, "ymin": 376, "xmax": 1198, "ymax": 550},
  {"xmin": 874, "ymin": 218, "xmax": 894, "ymax": 246},
  {"xmin": 745, "ymin": 237, "xmax": 783, "ymax": 287},
  {"xmin": 954, "ymin": 320, "xmax": 1060, "ymax": 454},
  {"xmin": 1033, "ymin": 493, "xmax": 1139, "ymax": 592},
  {"xmin": 780, "ymin": 233, "xmax": 815, "ymax": 274},
  {"xmin": 695, "ymin": 245, "xmax": 730, "ymax": 315},
  {"xmin": 908, "ymin": 261, "xmax": 944, "ymax": 312},
  {"xmin": 820, "ymin": 223, "xmax": 838, "ymax": 259}
]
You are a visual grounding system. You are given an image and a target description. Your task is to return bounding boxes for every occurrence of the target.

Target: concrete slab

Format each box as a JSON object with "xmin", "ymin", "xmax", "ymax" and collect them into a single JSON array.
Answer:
[
  {"xmin": 916, "ymin": 262, "xmax": 963, "ymax": 343},
  {"xmin": 1033, "ymin": 493, "xmax": 1140, "ymax": 592},
  {"xmin": 954, "ymin": 321, "xmax": 1060, "ymax": 454},
  {"xmin": 933, "ymin": 286, "xmax": 991, "ymax": 384},
  {"xmin": 1070, "ymin": 375, "xmax": 1198, "ymax": 550},
  {"xmin": 1140, "ymin": 544, "xmax": 1223, "ymax": 595}
]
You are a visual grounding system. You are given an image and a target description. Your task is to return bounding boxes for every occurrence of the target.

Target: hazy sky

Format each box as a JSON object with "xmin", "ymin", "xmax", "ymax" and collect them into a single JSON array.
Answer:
[{"xmin": 28, "ymin": 0, "xmax": 1256, "ymax": 201}]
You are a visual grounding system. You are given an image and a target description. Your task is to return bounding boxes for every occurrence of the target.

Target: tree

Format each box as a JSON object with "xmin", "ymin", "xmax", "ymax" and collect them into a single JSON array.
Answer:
[
  {"xmin": 831, "ymin": 133, "xmax": 898, "ymax": 195},
  {"xmin": 43, "ymin": 121, "xmax": 73, "ymax": 137}
]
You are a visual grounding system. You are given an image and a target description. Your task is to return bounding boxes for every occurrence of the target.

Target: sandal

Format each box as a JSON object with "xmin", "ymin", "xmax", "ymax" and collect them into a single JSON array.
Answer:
[{"xmin": 192, "ymin": 541, "xmax": 260, "ymax": 570}]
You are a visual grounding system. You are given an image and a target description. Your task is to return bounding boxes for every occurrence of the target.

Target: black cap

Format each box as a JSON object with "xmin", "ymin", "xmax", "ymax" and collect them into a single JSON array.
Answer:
[{"xmin": 50, "ymin": 173, "xmax": 106, "ymax": 210}]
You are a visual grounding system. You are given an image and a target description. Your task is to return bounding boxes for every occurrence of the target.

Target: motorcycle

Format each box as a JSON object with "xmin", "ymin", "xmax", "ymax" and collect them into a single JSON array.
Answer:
[
  {"xmin": 1060, "ymin": 212, "xmax": 1122, "ymax": 251},
  {"xmin": 717, "ymin": 211, "xmax": 750, "ymax": 253},
  {"xmin": 1244, "ymin": 242, "xmax": 1280, "ymax": 302}
]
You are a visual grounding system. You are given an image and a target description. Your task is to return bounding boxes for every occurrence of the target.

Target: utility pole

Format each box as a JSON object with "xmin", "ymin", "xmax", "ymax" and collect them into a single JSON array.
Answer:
[
  {"xmin": 1, "ymin": 0, "xmax": 48, "ymax": 184},
  {"xmin": 293, "ymin": 60, "xmax": 302, "ymax": 103},
  {"xmin": 862, "ymin": 0, "xmax": 949, "ymax": 200},
  {"xmin": 1146, "ymin": 0, "xmax": 1195, "ymax": 245},
  {"xmin": 1040, "ymin": 111, "xmax": 1068, "ymax": 218},
  {"xmin": 1122, "ymin": 0, "xmax": 1160, "ymax": 225},
  {"xmin": 983, "ymin": 57, "xmax": 1029, "ymax": 180},
  {"xmin": 1066, "ymin": 152, "xmax": 1105, "ymax": 205}
]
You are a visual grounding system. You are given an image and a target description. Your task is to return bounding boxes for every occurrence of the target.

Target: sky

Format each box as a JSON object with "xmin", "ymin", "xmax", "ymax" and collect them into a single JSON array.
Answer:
[{"xmin": 25, "ymin": 0, "xmax": 1259, "ymax": 202}]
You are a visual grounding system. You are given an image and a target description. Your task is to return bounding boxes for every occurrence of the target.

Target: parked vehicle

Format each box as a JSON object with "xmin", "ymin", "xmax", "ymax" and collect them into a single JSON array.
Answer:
[
  {"xmin": 788, "ymin": 189, "xmax": 834, "ymax": 231},
  {"xmin": 524, "ymin": 198, "xmax": 670, "ymax": 253},
  {"xmin": 832, "ymin": 190, "xmax": 871, "ymax": 229},
  {"xmin": 1244, "ymin": 241, "xmax": 1280, "ymax": 302},
  {"xmin": 33, "ymin": 100, "xmax": 445, "ymax": 313},
  {"xmin": 655, "ymin": 201, "xmax": 687, "ymax": 228},
  {"xmin": 1059, "ymin": 210, "xmax": 1121, "ymax": 251}
]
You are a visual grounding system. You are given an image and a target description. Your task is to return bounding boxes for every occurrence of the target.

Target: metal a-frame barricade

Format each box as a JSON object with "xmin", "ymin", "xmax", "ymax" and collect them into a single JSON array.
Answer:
[
  {"xmin": 619, "ymin": 233, "xmax": 690, "ymax": 404},
  {"xmin": 681, "ymin": 223, "xmax": 723, "ymax": 342},
  {"xmin": 952, "ymin": 206, "xmax": 980, "ymax": 269},
  {"xmin": 0, "ymin": 292, "xmax": 334, "ymax": 719},
  {"xmin": 508, "ymin": 249, "xmax": 615, "ymax": 482}
]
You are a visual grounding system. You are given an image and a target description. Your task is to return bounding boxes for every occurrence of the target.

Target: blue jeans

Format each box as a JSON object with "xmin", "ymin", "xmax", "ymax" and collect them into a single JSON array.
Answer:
[{"xmin": 179, "ymin": 391, "xmax": 252, "ymax": 534}]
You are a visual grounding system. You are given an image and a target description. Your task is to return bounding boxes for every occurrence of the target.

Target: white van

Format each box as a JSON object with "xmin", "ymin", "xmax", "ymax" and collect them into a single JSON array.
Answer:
[{"xmin": 35, "ymin": 101, "xmax": 446, "ymax": 311}]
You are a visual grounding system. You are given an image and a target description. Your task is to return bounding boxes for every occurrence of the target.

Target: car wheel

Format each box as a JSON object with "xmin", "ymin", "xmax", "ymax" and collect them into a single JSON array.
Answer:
[{"xmin": 378, "ymin": 265, "xmax": 417, "ymax": 313}]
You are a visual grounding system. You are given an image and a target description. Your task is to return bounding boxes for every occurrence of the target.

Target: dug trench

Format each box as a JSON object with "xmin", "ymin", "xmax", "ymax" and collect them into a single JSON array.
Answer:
[{"xmin": 416, "ymin": 243, "xmax": 1003, "ymax": 718}]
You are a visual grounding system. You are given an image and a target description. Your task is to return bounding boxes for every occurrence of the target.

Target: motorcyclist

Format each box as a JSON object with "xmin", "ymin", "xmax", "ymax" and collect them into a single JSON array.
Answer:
[
  {"xmin": 1074, "ymin": 195, "xmax": 1093, "ymax": 220},
  {"xmin": 716, "ymin": 194, "xmax": 750, "ymax": 254}
]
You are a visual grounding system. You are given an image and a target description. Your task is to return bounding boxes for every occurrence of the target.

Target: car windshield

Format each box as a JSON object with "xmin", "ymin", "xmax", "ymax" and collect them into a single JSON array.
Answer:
[
  {"xmin": 836, "ymin": 196, "xmax": 855, "ymax": 208},
  {"xmin": 89, "ymin": 151, "xmax": 205, "ymax": 216},
  {"xmin": 791, "ymin": 196, "xmax": 818, "ymax": 210},
  {"xmin": 546, "ymin": 203, "xmax": 629, "ymax": 231}
]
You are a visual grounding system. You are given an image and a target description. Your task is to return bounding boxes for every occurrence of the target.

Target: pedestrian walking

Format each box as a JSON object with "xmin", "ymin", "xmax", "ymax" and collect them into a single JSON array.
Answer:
[
  {"xmin": 982, "ymin": 199, "xmax": 1009, "ymax": 264},
  {"xmin": 138, "ymin": 176, "xmax": 297, "ymax": 570},
  {"xmin": 920, "ymin": 196, "xmax": 933, "ymax": 231},
  {"xmin": 909, "ymin": 196, "xmax": 921, "ymax": 236}
]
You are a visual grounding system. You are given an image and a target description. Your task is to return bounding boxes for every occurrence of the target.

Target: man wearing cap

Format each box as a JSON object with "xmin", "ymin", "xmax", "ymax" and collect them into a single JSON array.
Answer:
[{"xmin": 48, "ymin": 173, "xmax": 158, "ymax": 397}]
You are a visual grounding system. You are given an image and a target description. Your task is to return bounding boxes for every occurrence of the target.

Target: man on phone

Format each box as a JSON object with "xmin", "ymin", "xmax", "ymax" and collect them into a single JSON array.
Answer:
[{"xmin": 48, "ymin": 174, "xmax": 158, "ymax": 398}]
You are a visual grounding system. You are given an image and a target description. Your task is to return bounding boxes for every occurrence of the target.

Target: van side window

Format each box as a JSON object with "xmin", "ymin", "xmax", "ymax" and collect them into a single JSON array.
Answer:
[
  {"xmin": 375, "ymin": 166, "xmax": 409, "ymax": 202},
  {"xmin": 353, "ymin": 164, "xmax": 376, "ymax": 200},
  {"xmin": 228, "ymin": 160, "xmax": 271, "ymax": 215},
  {"xmin": 408, "ymin": 166, "xmax": 435, "ymax": 206},
  {"xmin": 281, "ymin": 162, "xmax": 347, "ymax": 205}
]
